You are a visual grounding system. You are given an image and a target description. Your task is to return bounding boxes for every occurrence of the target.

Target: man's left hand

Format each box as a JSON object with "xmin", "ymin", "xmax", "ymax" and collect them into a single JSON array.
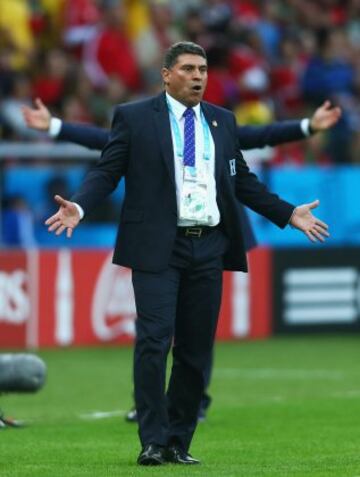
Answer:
[{"xmin": 290, "ymin": 200, "xmax": 330, "ymax": 242}]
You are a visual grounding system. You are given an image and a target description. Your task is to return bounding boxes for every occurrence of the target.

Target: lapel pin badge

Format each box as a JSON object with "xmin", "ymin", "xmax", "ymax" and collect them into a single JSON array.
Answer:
[{"xmin": 212, "ymin": 120, "xmax": 218, "ymax": 127}]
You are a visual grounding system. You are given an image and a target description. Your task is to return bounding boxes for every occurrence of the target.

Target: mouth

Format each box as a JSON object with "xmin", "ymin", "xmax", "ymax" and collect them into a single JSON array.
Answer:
[{"xmin": 191, "ymin": 85, "xmax": 202, "ymax": 92}]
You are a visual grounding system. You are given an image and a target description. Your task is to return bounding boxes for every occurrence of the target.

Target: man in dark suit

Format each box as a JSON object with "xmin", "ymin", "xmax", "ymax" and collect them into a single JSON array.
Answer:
[
  {"xmin": 44, "ymin": 41, "xmax": 329, "ymax": 465},
  {"xmin": 22, "ymin": 94, "xmax": 340, "ymax": 425},
  {"xmin": 22, "ymin": 100, "xmax": 264, "ymax": 425}
]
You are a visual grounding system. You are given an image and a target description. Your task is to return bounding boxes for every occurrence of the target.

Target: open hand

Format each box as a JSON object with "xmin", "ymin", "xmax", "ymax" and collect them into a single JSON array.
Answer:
[
  {"xmin": 310, "ymin": 100, "xmax": 341, "ymax": 132},
  {"xmin": 22, "ymin": 98, "xmax": 51, "ymax": 131},
  {"xmin": 45, "ymin": 195, "xmax": 80, "ymax": 238},
  {"xmin": 290, "ymin": 200, "xmax": 329, "ymax": 243}
]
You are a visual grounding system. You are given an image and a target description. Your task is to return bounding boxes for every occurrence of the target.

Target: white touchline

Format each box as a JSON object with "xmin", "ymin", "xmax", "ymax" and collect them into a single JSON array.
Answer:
[{"xmin": 79, "ymin": 410, "xmax": 126, "ymax": 420}]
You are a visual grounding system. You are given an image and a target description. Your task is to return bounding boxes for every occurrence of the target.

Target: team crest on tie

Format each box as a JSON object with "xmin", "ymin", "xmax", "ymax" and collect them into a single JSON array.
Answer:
[{"xmin": 229, "ymin": 159, "xmax": 236, "ymax": 176}]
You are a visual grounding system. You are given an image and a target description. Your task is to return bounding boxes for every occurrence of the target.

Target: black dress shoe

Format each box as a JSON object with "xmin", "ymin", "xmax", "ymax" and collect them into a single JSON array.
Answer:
[
  {"xmin": 165, "ymin": 445, "xmax": 200, "ymax": 465},
  {"xmin": 137, "ymin": 444, "xmax": 166, "ymax": 466}
]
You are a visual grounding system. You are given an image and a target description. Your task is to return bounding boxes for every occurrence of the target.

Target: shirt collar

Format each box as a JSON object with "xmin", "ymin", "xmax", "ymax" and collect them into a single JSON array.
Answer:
[{"xmin": 166, "ymin": 92, "xmax": 201, "ymax": 122}]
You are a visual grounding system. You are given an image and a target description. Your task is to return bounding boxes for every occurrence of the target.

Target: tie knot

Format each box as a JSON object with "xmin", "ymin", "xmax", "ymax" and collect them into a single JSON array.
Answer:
[{"xmin": 183, "ymin": 107, "xmax": 194, "ymax": 118}]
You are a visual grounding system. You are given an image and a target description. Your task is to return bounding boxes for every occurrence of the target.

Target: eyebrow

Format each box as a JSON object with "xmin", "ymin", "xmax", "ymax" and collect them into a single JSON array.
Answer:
[{"xmin": 180, "ymin": 64, "xmax": 208, "ymax": 69}]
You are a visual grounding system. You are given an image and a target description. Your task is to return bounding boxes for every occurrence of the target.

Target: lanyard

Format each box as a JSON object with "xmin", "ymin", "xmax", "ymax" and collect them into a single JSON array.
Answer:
[{"xmin": 167, "ymin": 101, "xmax": 211, "ymax": 162}]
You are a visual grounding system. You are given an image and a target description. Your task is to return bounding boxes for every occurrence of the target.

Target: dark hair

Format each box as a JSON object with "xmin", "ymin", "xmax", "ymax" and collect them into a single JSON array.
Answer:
[{"xmin": 163, "ymin": 41, "xmax": 207, "ymax": 69}]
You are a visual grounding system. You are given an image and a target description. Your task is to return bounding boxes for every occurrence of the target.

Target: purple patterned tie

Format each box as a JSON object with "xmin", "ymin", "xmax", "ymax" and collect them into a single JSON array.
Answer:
[{"xmin": 183, "ymin": 107, "xmax": 195, "ymax": 167}]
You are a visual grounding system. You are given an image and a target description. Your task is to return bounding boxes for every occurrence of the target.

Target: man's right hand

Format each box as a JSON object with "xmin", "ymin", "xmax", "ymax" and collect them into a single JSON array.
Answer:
[
  {"xmin": 22, "ymin": 98, "xmax": 51, "ymax": 131},
  {"xmin": 45, "ymin": 195, "xmax": 80, "ymax": 238},
  {"xmin": 309, "ymin": 100, "xmax": 341, "ymax": 132}
]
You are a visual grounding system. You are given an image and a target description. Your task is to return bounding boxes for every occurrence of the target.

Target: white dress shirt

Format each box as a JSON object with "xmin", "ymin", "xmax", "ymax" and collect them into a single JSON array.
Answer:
[{"xmin": 166, "ymin": 92, "xmax": 219, "ymax": 227}]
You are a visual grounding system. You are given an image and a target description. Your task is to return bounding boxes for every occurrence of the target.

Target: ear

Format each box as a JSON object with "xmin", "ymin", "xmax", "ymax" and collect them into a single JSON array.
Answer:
[{"xmin": 162, "ymin": 67, "xmax": 170, "ymax": 85}]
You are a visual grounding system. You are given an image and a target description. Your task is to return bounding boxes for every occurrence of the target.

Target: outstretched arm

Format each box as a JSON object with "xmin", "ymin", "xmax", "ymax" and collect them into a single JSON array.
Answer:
[
  {"xmin": 58, "ymin": 123, "xmax": 109, "ymax": 150},
  {"xmin": 22, "ymin": 98, "xmax": 109, "ymax": 150},
  {"xmin": 237, "ymin": 100, "xmax": 341, "ymax": 150},
  {"xmin": 45, "ymin": 105, "xmax": 129, "ymax": 233},
  {"xmin": 232, "ymin": 128, "xmax": 329, "ymax": 243},
  {"xmin": 236, "ymin": 158, "xmax": 329, "ymax": 243}
]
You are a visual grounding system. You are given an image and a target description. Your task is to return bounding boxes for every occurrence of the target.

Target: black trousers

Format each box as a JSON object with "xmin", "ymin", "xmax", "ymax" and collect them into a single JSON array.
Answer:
[{"xmin": 132, "ymin": 228, "xmax": 227, "ymax": 451}]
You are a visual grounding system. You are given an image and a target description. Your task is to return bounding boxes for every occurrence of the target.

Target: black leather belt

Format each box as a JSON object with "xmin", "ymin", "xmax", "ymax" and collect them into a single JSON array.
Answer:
[{"xmin": 177, "ymin": 226, "xmax": 217, "ymax": 238}]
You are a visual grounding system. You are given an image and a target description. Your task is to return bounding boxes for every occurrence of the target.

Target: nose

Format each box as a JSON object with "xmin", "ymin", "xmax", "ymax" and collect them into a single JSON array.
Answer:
[{"xmin": 192, "ymin": 68, "xmax": 203, "ymax": 80}]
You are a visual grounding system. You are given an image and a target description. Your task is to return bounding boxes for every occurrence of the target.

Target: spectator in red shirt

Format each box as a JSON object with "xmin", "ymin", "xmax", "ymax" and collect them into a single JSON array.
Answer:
[
  {"xmin": 32, "ymin": 49, "xmax": 70, "ymax": 108},
  {"xmin": 83, "ymin": 1, "xmax": 141, "ymax": 92},
  {"xmin": 62, "ymin": 0, "xmax": 101, "ymax": 52}
]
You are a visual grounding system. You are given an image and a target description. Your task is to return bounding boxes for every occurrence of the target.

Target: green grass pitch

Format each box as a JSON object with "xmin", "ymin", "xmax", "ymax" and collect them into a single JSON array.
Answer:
[{"xmin": 1, "ymin": 336, "xmax": 360, "ymax": 477}]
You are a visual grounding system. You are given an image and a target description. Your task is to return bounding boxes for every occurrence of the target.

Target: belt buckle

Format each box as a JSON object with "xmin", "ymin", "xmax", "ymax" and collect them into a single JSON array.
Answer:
[{"xmin": 185, "ymin": 227, "xmax": 202, "ymax": 238}]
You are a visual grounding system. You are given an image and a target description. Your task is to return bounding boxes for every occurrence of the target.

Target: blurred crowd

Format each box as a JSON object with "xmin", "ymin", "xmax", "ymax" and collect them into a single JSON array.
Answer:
[{"xmin": 1, "ymin": 0, "xmax": 360, "ymax": 164}]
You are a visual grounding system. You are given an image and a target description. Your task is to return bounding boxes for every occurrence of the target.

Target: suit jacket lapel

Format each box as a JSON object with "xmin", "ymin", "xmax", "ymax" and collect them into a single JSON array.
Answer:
[
  {"xmin": 200, "ymin": 102, "xmax": 222, "ymax": 182},
  {"xmin": 153, "ymin": 92, "xmax": 176, "ymax": 187}
]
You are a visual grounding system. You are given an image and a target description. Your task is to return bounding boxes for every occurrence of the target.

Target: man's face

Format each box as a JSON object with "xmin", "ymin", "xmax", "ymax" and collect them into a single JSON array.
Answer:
[{"xmin": 162, "ymin": 53, "xmax": 208, "ymax": 107}]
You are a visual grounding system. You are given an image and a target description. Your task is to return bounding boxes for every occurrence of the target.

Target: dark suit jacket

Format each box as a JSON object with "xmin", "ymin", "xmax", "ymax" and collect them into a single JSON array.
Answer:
[
  {"xmin": 71, "ymin": 92, "xmax": 294, "ymax": 272},
  {"xmin": 58, "ymin": 108, "xmax": 307, "ymax": 254}
]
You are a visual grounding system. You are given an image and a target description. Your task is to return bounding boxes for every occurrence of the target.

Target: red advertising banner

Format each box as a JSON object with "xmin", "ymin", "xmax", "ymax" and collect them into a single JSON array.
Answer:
[
  {"xmin": 217, "ymin": 248, "xmax": 272, "ymax": 340},
  {"xmin": 37, "ymin": 250, "xmax": 136, "ymax": 347},
  {"xmin": 0, "ymin": 250, "xmax": 35, "ymax": 348},
  {"xmin": 0, "ymin": 248, "xmax": 272, "ymax": 349}
]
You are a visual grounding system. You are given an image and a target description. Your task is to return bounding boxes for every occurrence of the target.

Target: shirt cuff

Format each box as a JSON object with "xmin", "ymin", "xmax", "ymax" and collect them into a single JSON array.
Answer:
[
  {"xmin": 49, "ymin": 117, "xmax": 63, "ymax": 138},
  {"xmin": 288, "ymin": 207, "xmax": 297, "ymax": 228},
  {"xmin": 300, "ymin": 118, "xmax": 311, "ymax": 137},
  {"xmin": 73, "ymin": 203, "xmax": 84, "ymax": 220}
]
